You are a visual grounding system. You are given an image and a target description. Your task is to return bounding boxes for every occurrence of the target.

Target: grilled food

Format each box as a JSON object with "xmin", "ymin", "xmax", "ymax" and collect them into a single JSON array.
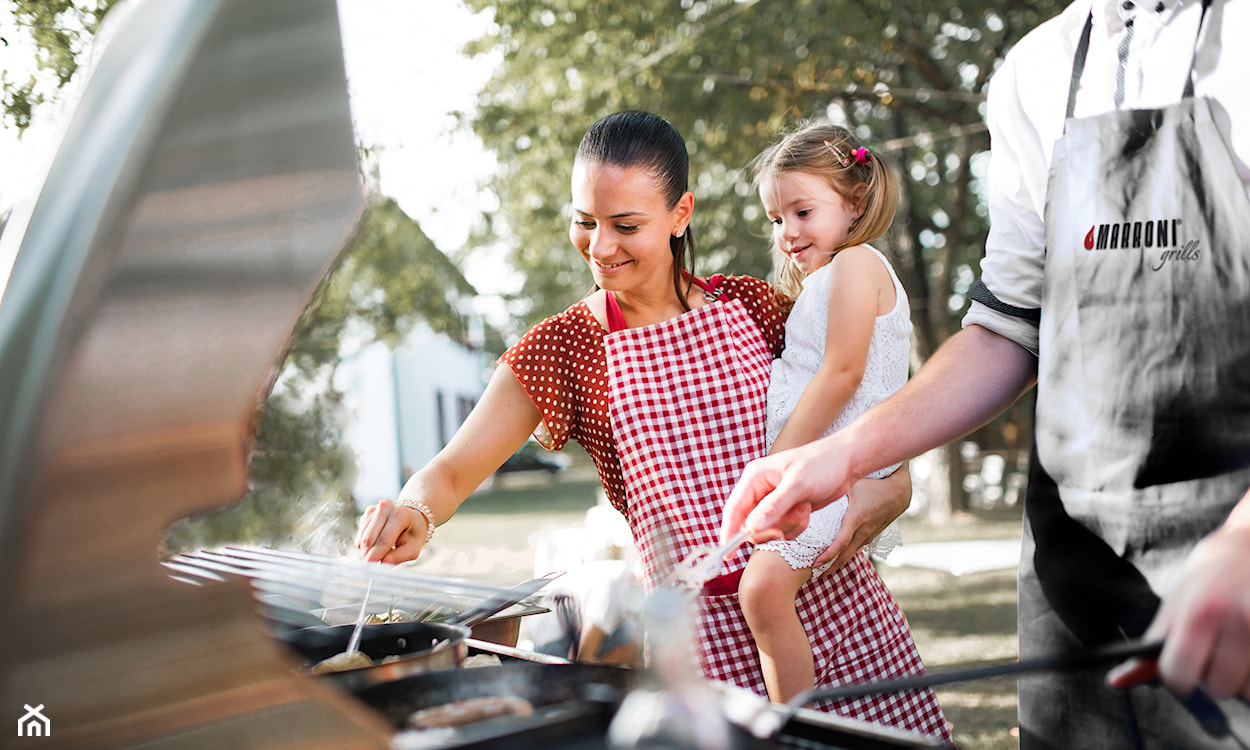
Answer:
[
  {"xmin": 311, "ymin": 650, "xmax": 373, "ymax": 673},
  {"xmin": 405, "ymin": 696, "xmax": 534, "ymax": 729}
]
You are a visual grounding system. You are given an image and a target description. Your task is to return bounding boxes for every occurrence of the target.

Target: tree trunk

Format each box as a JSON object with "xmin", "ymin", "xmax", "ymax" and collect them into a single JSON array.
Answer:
[{"xmin": 919, "ymin": 447, "xmax": 951, "ymax": 524}]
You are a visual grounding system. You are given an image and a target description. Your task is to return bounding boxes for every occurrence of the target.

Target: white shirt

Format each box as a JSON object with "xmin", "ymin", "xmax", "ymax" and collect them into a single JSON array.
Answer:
[{"xmin": 963, "ymin": 0, "xmax": 1250, "ymax": 354}]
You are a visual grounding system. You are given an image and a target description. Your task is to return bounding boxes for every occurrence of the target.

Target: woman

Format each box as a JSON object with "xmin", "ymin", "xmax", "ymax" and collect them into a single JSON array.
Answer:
[{"xmin": 354, "ymin": 111, "xmax": 949, "ymax": 740}]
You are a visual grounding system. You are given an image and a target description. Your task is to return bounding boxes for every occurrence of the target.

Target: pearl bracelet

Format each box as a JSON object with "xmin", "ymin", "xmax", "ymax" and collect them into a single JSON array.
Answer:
[{"xmin": 398, "ymin": 497, "xmax": 436, "ymax": 544}]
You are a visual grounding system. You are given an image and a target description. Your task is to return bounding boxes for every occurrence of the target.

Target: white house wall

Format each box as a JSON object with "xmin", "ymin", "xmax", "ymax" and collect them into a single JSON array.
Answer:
[
  {"xmin": 394, "ymin": 330, "xmax": 488, "ymax": 483},
  {"xmin": 341, "ymin": 324, "xmax": 487, "ymax": 510}
]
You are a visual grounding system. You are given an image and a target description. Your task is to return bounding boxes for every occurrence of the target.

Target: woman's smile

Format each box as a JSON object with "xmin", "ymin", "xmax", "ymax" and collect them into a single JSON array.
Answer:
[{"xmin": 595, "ymin": 258, "xmax": 635, "ymax": 270}]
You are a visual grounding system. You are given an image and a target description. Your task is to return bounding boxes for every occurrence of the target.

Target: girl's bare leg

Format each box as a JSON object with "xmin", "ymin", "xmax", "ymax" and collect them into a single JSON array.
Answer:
[{"xmin": 738, "ymin": 548, "xmax": 817, "ymax": 703}]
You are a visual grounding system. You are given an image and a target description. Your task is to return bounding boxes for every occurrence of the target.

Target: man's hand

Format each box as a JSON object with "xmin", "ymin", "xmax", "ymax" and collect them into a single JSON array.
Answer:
[
  {"xmin": 721, "ymin": 434, "xmax": 857, "ymax": 544},
  {"xmin": 1108, "ymin": 517, "xmax": 1250, "ymax": 702}
]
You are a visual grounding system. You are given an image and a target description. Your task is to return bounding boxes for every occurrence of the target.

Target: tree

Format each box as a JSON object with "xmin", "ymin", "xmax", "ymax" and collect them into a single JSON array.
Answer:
[
  {"xmin": 2, "ymin": 0, "xmax": 119, "ymax": 131},
  {"xmin": 165, "ymin": 197, "xmax": 484, "ymax": 552},
  {"xmin": 461, "ymin": 0, "xmax": 1066, "ymax": 516},
  {"xmin": 5, "ymin": 0, "xmax": 494, "ymax": 553}
]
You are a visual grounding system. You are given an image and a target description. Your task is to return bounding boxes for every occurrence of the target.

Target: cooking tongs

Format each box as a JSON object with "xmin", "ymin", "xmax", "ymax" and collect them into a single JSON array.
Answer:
[
  {"xmin": 730, "ymin": 639, "xmax": 1169, "ymax": 744},
  {"xmin": 789, "ymin": 638, "xmax": 1163, "ymax": 707},
  {"xmin": 670, "ymin": 529, "xmax": 751, "ymax": 589},
  {"xmin": 780, "ymin": 638, "xmax": 1245, "ymax": 742},
  {"xmin": 447, "ymin": 571, "xmax": 564, "ymax": 628}
]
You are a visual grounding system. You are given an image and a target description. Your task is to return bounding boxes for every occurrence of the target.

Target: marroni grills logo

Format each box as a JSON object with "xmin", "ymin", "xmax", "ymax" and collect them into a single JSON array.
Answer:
[
  {"xmin": 17, "ymin": 704, "xmax": 50, "ymax": 737},
  {"xmin": 1083, "ymin": 217, "xmax": 1200, "ymax": 271}
]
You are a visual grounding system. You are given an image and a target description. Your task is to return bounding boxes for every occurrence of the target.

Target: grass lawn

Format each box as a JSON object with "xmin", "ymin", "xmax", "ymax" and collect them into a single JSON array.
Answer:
[
  {"xmin": 879, "ymin": 512, "xmax": 1023, "ymax": 750},
  {"xmin": 411, "ymin": 471, "xmax": 1025, "ymax": 750}
]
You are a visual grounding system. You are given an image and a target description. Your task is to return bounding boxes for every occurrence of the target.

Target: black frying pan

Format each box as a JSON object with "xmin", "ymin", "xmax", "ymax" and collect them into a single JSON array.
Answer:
[
  {"xmin": 353, "ymin": 662, "xmax": 638, "ymax": 749},
  {"xmin": 278, "ymin": 573, "xmax": 561, "ymax": 690},
  {"xmin": 282, "ymin": 619, "xmax": 471, "ymax": 668},
  {"xmin": 356, "ymin": 662, "xmax": 952, "ymax": 749}
]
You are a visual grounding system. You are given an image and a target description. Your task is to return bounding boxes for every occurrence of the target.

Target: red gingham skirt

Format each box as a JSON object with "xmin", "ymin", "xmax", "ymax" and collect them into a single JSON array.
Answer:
[{"xmin": 605, "ymin": 296, "xmax": 950, "ymax": 741}]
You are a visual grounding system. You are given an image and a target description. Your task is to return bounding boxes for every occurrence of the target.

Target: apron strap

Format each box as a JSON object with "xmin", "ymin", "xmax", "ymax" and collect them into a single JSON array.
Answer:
[
  {"xmin": 1183, "ymin": 0, "xmax": 1214, "ymax": 99},
  {"xmin": 1067, "ymin": 0, "xmax": 1214, "ymax": 121},
  {"xmin": 604, "ymin": 273, "xmax": 727, "ymax": 333},
  {"xmin": 700, "ymin": 273, "xmax": 726, "ymax": 298},
  {"xmin": 1065, "ymin": 13, "xmax": 1094, "ymax": 121},
  {"xmin": 605, "ymin": 291, "xmax": 628, "ymax": 333}
]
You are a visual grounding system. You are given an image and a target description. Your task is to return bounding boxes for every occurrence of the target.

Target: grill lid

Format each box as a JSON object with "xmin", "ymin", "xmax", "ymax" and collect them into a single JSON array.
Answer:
[{"xmin": 0, "ymin": 0, "xmax": 379, "ymax": 746}]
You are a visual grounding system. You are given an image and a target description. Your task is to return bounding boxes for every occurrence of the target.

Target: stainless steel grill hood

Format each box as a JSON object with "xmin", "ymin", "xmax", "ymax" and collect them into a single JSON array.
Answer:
[{"xmin": 0, "ymin": 0, "xmax": 385, "ymax": 746}]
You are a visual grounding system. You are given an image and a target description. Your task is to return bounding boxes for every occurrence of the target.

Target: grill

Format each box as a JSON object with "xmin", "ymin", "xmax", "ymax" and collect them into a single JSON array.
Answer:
[
  {"xmin": 0, "ymin": 2, "xmax": 952, "ymax": 748},
  {"xmin": 0, "ymin": 0, "xmax": 379, "ymax": 746},
  {"xmin": 163, "ymin": 545, "xmax": 553, "ymax": 631}
]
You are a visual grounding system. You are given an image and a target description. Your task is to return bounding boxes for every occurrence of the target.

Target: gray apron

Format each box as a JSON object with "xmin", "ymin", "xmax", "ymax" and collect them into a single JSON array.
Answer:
[{"xmin": 1019, "ymin": 2, "xmax": 1250, "ymax": 746}]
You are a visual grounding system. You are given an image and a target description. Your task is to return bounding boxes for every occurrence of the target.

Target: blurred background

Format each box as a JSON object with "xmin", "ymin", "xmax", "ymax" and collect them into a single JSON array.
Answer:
[
  {"xmin": 1, "ymin": 2, "xmax": 1068, "ymax": 746},
  {"xmin": 1, "ymin": 0, "xmax": 1059, "ymax": 553}
]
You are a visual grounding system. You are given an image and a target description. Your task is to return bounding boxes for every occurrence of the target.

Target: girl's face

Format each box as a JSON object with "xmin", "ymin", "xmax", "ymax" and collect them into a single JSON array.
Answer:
[
  {"xmin": 760, "ymin": 170, "xmax": 862, "ymax": 275},
  {"xmin": 569, "ymin": 160, "xmax": 692, "ymax": 295}
]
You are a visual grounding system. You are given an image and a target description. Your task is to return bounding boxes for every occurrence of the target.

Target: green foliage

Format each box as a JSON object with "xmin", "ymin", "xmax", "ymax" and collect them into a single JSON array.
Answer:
[
  {"xmin": 2, "ymin": 0, "xmax": 119, "ymax": 132},
  {"xmin": 165, "ymin": 197, "xmax": 484, "ymax": 553},
  {"xmin": 284, "ymin": 196, "xmax": 479, "ymax": 382},
  {"xmin": 462, "ymin": 0, "xmax": 1067, "ymax": 355},
  {"xmin": 163, "ymin": 386, "xmax": 359, "ymax": 554}
]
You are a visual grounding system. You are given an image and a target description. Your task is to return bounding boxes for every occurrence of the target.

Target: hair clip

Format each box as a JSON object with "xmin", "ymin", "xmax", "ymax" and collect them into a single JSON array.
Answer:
[
  {"xmin": 852, "ymin": 147, "xmax": 870, "ymax": 165},
  {"xmin": 823, "ymin": 139, "xmax": 852, "ymax": 168}
]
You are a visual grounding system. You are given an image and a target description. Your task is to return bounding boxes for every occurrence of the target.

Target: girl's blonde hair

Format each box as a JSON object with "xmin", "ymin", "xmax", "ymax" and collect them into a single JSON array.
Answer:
[{"xmin": 751, "ymin": 122, "xmax": 898, "ymax": 300}]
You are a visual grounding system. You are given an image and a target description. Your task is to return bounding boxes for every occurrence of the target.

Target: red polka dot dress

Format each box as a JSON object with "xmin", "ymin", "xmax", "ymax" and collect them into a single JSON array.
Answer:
[{"xmin": 498, "ymin": 275, "xmax": 949, "ymax": 741}]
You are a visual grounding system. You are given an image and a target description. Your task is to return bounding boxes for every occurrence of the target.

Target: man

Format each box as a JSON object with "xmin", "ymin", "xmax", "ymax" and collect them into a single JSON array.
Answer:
[{"xmin": 723, "ymin": 0, "xmax": 1250, "ymax": 746}]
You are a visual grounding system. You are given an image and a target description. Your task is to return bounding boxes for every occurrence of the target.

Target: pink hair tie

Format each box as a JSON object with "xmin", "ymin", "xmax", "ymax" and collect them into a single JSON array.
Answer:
[{"xmin": 852, "ymin": 147, "xmax": 870, "ymax": 165}]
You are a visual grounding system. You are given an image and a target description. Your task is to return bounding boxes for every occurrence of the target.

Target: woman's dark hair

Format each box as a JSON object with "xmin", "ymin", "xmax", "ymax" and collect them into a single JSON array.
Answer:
[{"xmin": 576, "ymin": 111, "xmax": 696, "ymax": 310}]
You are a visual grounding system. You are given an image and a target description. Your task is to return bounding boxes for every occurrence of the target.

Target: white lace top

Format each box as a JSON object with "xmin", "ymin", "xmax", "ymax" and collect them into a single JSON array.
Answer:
[{"xmin": 758, "ymin": 245, "xmax": 911, "ymax": 570}]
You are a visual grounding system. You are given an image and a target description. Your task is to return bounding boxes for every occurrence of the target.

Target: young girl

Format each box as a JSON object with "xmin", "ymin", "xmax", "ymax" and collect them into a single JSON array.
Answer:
[
  {"xmin": 358, "ymin": 113, "xmax": 948, "ymax": 739},
  {"xmin": 738, "ymin": 123, "xmax": 911, "ymax": 704}
]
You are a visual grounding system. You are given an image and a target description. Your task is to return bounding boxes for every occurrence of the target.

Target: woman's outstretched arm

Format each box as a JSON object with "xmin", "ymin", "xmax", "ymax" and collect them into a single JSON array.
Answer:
[{"xmin": 355, "ymin": 365, "xmax": 542, "ymax": 563}]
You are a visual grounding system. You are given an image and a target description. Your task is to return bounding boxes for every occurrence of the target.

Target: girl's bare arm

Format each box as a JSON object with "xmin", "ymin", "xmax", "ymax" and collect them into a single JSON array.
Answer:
[{"xmin": 769, "ymin": 246, "xmax": 888, "ymax": 454}]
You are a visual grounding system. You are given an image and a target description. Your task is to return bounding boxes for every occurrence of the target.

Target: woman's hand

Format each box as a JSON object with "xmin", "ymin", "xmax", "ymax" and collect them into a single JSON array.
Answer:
[
  {"xmin": 1108, "ymin": 499, "xmax": 1250, "ymax": 702},
  {"xmin": 813, "ymin": 463, "xmax": 912, "ymax": 571},
  {"xmin": 355, "ymin": 498, "xmax": 430, "ymax": 564}
]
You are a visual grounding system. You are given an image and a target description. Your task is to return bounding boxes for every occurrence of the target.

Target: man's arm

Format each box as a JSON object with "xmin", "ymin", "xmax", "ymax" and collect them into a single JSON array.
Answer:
[{"xmin": 723, "ymin": 324, "xmax": 1038, "ymax": 541}]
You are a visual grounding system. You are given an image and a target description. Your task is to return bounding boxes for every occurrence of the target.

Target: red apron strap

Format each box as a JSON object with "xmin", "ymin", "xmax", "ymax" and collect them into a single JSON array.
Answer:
[
  {"xmin": 605, "ymin": 291, "xmax": 628, "ymax": 333},
  {"xmin": 693, "ymin": 273, "xmax": 725, "ymax": 298},
  {"xmin": 606, "ymin": 274, "xmax": 726, "ymax": 333}
]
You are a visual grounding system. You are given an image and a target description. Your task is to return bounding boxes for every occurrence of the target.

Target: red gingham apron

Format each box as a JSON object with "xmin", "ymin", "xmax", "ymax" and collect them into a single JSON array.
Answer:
[{"xmin": 605, "ymin": 277, "xmax": 950, "ymax": 740}]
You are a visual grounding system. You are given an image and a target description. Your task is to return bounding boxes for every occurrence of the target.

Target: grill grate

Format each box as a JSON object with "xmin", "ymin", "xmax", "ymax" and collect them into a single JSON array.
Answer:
[{"xmin": 166, "ymin": 545, "xmax": 547, "ymax": 630}]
